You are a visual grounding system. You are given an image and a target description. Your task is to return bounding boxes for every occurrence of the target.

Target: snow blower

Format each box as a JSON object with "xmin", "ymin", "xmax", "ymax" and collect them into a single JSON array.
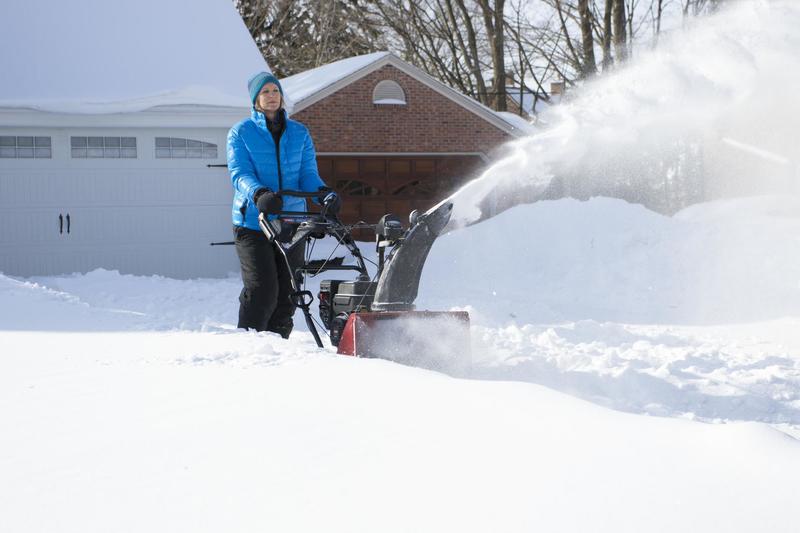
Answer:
[{"xmin": 258, "ymin": 190, "xmax": 470, "ymax": 371}]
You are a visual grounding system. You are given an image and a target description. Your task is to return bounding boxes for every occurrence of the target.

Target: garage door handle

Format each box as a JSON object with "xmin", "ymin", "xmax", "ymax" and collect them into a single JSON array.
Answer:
[
  {"xmin": 59, "ymin": 213, "xmax": 63, "ymax": 234},
  {"xmin": 66, "ymin": 213, "xmax": 71, "ymax": 234}
]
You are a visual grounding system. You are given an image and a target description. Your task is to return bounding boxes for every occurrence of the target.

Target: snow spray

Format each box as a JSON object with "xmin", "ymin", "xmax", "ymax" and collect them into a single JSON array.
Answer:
[{"xmin": 445, "ymin": 0, "xmax": 800, "ymax": 226}]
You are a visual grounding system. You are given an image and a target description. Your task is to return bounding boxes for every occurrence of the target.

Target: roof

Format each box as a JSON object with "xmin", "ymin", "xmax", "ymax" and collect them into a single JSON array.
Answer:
[
  {"xmin": 280, "ymin": 52, "xmax": 528, "ymax": 137},
  {"xmin": 0, "ymin": 0, "xmax": 267, "ymax": 114},
  {"xmin": 281, "ymin": 52, "xmax": 392, "ymax": 105},
  {"xmin": 495, "ymin": 112, "xmax": 538, "ymax": 135}
]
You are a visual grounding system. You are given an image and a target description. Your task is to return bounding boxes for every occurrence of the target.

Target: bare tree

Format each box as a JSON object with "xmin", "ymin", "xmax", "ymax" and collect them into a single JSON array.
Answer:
[
  {"xmin": 601, "ymin": 0, "xmax": 613, "ymax": 69},
  {"xmin": 233, "ymin": 0, "xmax": 384, "ymax": 77},
  {"xmin": 552, "ymin": 0, "xmax": 583, "ymax": 75},
  {"xmin": 683, "ymin": 0, "xmax": 725, "ymax": 17},
  {"xmin": 577, "ymin": 0, "xmax": 597, "ymax": 77},
  {"xmin": 476, "ymin": 0, "xmax": 508, "ymax": 110},
  {"xmin": 612, "ymin": 0, "xmax": 628, "ymax": 63},
  {"xmin": 232, "ymin": 0, "xmax": 731, "ymax": 114},
  {"xmin": 371, "ymin": 0, "xmax": 520, "ymax": 111}
]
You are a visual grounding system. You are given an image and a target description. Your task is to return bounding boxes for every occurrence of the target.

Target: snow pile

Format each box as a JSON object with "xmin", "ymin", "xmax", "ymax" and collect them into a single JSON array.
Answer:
[
  {"xmin": 13, "ymin": 269, "xmax": 242, "ymax": 331},
  {"xmin": 422, "ymin": 195, "xmax": 800, "ymax": 326}
]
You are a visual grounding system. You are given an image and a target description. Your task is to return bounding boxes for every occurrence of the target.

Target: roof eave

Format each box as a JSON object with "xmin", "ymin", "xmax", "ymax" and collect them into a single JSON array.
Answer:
[{"xmin": 0, "ymin": 104, "xmax": 249, "ymax": 128}]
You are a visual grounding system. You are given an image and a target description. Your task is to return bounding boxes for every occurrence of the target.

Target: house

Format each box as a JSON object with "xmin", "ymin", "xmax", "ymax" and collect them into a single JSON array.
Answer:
[
  {"xmin": 0, "ymin": 0, "xmax": 266, "ymax": 278},
  {"xmin": 280, "ymin": 52, "xmax": 528, "ymax": 229},
  {"xmin": 1, "ymin": 3, "xmax": 529, "ymax": 278}
]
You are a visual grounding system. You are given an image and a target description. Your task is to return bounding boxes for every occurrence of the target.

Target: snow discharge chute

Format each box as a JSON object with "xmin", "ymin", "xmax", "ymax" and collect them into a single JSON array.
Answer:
[{"xmin": 371, "ymin": 201, "xmax": 453, "ymax": 311}]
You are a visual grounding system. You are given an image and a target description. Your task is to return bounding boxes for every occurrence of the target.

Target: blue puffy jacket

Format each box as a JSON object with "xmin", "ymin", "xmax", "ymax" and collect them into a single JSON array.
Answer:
[{"xmin": 228, "ymin": 109, "xmax": 327, "ymax": 230}]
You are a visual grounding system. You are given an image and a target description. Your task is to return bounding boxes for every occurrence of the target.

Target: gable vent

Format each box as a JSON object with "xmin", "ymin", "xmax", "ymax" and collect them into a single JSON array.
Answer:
[{"xmin": 372, "ymin": 80, "xmax": 406, "ymax": 105}]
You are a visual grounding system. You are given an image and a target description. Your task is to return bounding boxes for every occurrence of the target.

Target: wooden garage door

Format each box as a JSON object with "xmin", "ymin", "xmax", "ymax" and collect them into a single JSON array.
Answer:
[{"xmin": 317, "ymin": 155, "xmax": 484, "ymax": 239}]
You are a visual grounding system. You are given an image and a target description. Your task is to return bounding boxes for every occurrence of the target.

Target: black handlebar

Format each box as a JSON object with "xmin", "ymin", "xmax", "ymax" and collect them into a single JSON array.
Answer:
[
  {"xmin": 275, "ymin": 189, "xmax": 342, "ymax": 220},
  {"xmin": 277, "ymin": 189, "xmax": 325, "ymax": 199}
]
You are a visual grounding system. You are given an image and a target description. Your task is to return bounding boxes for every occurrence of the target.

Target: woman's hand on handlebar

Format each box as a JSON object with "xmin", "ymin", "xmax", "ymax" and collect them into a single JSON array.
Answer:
[
  {"xmin": 255, "ymin": 188, "xmax": 283, "ymax": 214},
  {"xmin": 319, "ymin": 188, "xmax": 342, "ymax": 215}
]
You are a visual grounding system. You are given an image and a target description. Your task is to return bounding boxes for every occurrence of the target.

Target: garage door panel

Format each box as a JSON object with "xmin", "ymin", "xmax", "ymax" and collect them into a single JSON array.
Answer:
[
  {"xmin": 316, "ymin": 157, "xmax": 333, "ymax": 176},
  {"xmin": 335, "ymin": 178, "xmax": 382, "ymax": 197},
  {"xmin": 1, "ymin": 168, "xmax": 230, "ymax": 208},
  {"xmin": 64, "ymin": 205, "xmax": 230, "ymax": 245},
  {"xmin": 333, "ymin": 159, "xmax": 358, "ymax": 179},
  {"xmin": 0, "ymin": 208, "xmax": 71, "ymax": 246},
  {"xmin": 386, "ymin": 199, "xmax": 412, "ymax": 217},
  {"xmin": 361, "ymin": 159, "xmax": 385, "ymax": 179},
  {"xmin": 0, "ymin": 241, "xmax": 238, "ymax": 278},
  {"xmin": 387, "ymin": 160, "xmax": 411, "ymax": 179},
  {"xmin": 357, "ymin": 199, "xmax": 387, "ymax": 222},
  {"xmin": 414, "ymin": 159, "xmax": 435, "ymax": 173},
  {"xmin": 339, "ymin": 203, "xmax": 362, "ymax": 221}
]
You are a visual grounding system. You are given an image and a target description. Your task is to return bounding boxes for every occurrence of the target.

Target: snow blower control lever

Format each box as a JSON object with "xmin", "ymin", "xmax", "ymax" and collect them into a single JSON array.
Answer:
[{"xmin": 258, "ymin": 190, "xmax": 469, "ymax": 366}]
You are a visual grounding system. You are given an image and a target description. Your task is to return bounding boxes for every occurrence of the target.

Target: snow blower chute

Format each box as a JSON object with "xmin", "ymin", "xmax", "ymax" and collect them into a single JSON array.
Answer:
[{"xmin": 258, "ymin": 191, "xmax": 469, "ymax": 370}]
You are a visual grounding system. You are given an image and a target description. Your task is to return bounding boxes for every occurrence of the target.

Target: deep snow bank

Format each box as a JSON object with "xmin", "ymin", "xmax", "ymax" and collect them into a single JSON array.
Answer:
[
  {"xmin": 420, "ymin": 195, "xmax": 800, "ymax": 326},
  {"xmin": 416, "ymin": 195, "xmax": 800, "ymax": 423}
]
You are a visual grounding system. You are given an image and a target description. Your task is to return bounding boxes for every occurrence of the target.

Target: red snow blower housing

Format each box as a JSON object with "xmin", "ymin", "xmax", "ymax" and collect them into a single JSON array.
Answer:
[{"xmin": 258, "ymin": 191, "xmax": 470, "ymax": 371}]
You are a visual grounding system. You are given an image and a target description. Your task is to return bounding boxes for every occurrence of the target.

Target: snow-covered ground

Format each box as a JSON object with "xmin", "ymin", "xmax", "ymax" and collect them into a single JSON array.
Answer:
[
  {"xmin": 3, "ymin": 0, "xmax": 799, "ymax": 530},
  {"xmin": 3, "ymin": 195, "xmax": 800, "ymax": 532}
]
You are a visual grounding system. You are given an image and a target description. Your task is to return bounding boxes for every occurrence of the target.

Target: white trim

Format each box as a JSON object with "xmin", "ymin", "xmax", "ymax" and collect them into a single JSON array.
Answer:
[
  {"xmin": 374, "ymin": 99, "xmax": 407, "ymax": 106},
  {"xmin": 292, "ymin": 54, "xmax": 524, "ymax": 138},
  {"xmin": 0, "ymin": 105, "xmax": 249, "ymax": 128},
  {"xmin": 316, "ymin": 151, "xmax": 490, "ymax": 162}
]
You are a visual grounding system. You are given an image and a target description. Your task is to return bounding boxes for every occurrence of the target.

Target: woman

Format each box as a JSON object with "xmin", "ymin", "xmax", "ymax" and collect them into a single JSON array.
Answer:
[{"xmin": 228, "ymin": 71, "xmax": 340, "ymax": 337}]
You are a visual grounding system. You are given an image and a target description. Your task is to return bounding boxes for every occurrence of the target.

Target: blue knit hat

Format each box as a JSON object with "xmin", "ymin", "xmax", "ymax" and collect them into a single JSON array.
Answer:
[{"xmin": 248, "ymin": 72, "xmax": 283, "ymax": 105}]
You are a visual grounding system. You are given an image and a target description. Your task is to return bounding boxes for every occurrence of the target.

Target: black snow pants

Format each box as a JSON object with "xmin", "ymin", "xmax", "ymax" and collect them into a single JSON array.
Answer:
[{"xmin": 233, "ymin": 225, "xmax": 305, "ymax": 337}]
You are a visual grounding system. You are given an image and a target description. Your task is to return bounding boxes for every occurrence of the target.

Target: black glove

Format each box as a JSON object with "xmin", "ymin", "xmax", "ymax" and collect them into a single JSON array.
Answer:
[
  {"xmin": 255, "ymin": 188, "xmax": 283, "ymax": 215},
  {"xmin": 318, "ymin": 188, "xmax": 341, "ymax": 215}
]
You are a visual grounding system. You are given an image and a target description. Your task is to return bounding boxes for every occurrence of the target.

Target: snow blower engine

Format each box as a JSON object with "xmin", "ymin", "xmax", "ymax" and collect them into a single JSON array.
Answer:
[{"xmin": 258, "ymin": 190, "xmax": 470, "ymax": 369}]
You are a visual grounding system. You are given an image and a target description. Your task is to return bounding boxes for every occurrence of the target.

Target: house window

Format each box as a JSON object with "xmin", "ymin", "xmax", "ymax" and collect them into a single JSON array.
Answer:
[
  {"xmin": 71, "ymin": 137, "xmax": 137, "ymax": 158},
  {"xmin": 155, "ymin": 137, "xmax": 218, "ymax": 159},
  {"xmin": 372, "ymin": 80, "xmax": 406, "ymax": 105},
  {"xmin": 0, "ymin": 136, "xmax": 52, "ymax": 158},
  {"xmin": 393, "ymin": 179, "xmax": 437, "ymax": 196},
  {"xmin": 336, "ymin": 179, "xmax": 381, "ymax": 196}
]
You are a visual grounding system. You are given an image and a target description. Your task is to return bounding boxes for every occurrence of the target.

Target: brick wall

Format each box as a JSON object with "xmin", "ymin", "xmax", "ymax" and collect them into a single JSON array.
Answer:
[{"xmin": 291, "ymin": 65, "xmax": 513, "ymax": 154}]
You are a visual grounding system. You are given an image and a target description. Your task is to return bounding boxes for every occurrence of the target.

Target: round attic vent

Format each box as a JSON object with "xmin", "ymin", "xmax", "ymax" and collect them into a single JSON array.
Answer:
[{"xmin": 372, "ymin": 80, "xmax": 406, "ymax": 105}]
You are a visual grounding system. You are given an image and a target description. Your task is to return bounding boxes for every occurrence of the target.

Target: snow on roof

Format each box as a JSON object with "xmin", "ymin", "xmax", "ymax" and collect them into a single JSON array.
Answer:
[
  {"xmin": 495, "ymin": 112, "xmax": 538, "ymax": 135},
  {"xmin": 280, "ymin": 51, "xmax": 528, "ymax": 136},
  {"xmin": 0, "ymin": 0, "xmax": 268, "ymax": 113},
  {"xmin": 281, "ymin": 52, "xmax": 391, "ymax": 106}
]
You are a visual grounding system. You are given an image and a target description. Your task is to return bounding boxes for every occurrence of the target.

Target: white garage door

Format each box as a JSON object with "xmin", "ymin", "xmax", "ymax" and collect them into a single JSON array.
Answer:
[{"xmin": 0, "ymin": 142, "xmax": 238, "ymax": 278}]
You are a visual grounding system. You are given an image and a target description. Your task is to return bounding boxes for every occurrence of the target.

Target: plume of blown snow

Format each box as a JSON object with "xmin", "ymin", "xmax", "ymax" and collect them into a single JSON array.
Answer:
[{"xmin": 446, "ymin": 0, "xmax": 800, "ymax": 226}]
